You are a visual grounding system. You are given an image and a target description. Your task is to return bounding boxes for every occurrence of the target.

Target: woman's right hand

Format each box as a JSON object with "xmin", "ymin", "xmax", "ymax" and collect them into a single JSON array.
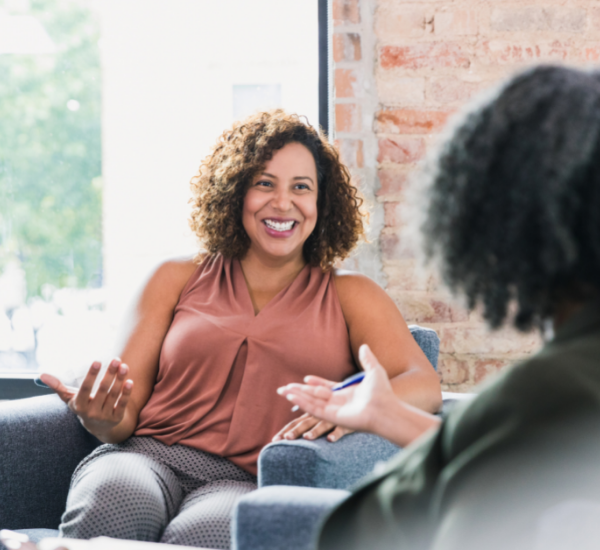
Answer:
[{"xmin": 40, "ymin": 358, "xmax": 133, "ymax": 440}]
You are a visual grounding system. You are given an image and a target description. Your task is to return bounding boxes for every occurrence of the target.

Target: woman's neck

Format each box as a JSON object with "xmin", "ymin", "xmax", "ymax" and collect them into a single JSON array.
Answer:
[{"xmin": 239, "ymin": 250, "xmax": 307, "ymax": 313}]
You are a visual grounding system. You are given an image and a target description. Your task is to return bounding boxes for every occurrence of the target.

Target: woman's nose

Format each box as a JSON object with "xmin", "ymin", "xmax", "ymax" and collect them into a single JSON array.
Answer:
[{"xmin": 271, "ymin": 189, "xmax": 292, "ymax": 211}]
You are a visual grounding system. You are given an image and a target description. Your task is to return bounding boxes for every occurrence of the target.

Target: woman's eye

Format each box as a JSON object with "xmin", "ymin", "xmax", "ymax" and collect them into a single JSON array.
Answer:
[
  {"xmin": 295, "ymin": 183, "xmax": 309, "ymax": 190},
  {"xmin": 256, "ymin": 180, "xmax": 272, "ymax": 187}
]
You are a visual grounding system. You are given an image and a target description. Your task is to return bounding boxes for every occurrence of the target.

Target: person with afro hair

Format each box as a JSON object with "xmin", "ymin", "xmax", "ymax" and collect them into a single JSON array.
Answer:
[{"xmin": 279, "ymin": 65, "xmax": 600, "ymax": 550}]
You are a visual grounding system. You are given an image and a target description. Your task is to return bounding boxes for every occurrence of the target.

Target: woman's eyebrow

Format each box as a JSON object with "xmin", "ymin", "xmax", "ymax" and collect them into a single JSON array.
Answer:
[{"xmin": 293, "ymin": 176, "xmax": 315, "ymax": 184}]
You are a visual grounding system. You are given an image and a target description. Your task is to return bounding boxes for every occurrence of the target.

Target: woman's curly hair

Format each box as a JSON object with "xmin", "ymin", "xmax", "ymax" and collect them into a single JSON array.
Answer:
[
  {"xmin": 420, "ymin": 65, "xmax": 600, "ymax": 331},
  {"xmin": 189, "ymin": 110, "xmax": 365, "ymax": 270}
]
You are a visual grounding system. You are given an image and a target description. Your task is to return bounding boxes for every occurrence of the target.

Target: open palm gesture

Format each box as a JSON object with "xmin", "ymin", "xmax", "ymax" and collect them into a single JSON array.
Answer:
[{"xmin": 277, "ymin": 345, "xmax": 396, "ymax": 434}]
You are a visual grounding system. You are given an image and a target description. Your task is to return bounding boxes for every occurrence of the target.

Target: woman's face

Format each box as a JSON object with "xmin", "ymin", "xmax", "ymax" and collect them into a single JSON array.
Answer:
[{"xmin": 243, "ymin": 142, "xmax": 318, "ymax": 264}]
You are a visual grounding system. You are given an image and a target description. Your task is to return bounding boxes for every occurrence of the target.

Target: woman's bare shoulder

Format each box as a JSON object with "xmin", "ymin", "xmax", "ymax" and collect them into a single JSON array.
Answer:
[
  {"xmin": 332, "ymin": 268, "xmax": 387, "ymax": 300},
  {"xmin": 142, "ymin": 256, "xmax": 201, "ymax": 307}
]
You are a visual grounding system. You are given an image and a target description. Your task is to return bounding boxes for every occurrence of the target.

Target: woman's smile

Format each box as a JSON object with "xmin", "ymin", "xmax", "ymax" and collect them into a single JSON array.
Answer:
[
  {"xmin": 262, "ymin": 217, "xmax": 299, "ymax": 237},
  {"xmin": 243, "ymin": 141, "xmax": 318, "ymax": 262}
]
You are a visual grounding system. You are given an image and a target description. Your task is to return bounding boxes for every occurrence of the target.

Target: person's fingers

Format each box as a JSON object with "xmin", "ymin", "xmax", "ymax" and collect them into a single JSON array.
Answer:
[
  {"xmin": 38, "ymin": 373, "xmax": 77, "ymax": 403},
  {"xmin": 282, "ymin": 414, "xmax": 320, "ymax": 440},
  {"xmin": 73, "ymin": 361, "xmax": 102, "ymax": 409},
  {"xmin": 303, "ymin": 420, "xmax": 335, "ymax": 440},
  {"xmin": 327, "ymin": 426, "xmax": 354, "ymax": 443},
  {"xmin": 284, "ymin": 391, "xmax": 328, "ymax": 420},
  {"xmin": 91, "ymin": 358, "xmax": 121, "ymax": 410},
  {"xmin": 303, "ymin": 375, "xmax": 336, "ymax": 388},
  {"xmin": 279, "ymin": 383, "xmax": 332, "ymax": 400},
  {"xmin": 271, "ymin": 413, "xmax": 311, "ymax": 441},
  {"xmin": 102, "ymin": 363, "xmax": 129, "ymax": 413},
  {"xmin": 358, "ymin": 344, "xmax": 383, "ymax": 372},
  {"xmin": 112, "ymin": 379, "xmax": 133, "ymax": 420}
]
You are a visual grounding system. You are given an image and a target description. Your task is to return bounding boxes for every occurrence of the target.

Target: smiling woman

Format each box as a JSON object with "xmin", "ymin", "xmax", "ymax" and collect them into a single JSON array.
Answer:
[
  {"xmin": 39, "ymin": 110, "xmax": 442, "ymax": 548},
  {"xmin": 189, "ymin": 110, "xmax": 364, "ymax": 270},
  {"xmin": 244, "ymin": 142, "xmax": 319, "ymax": 262}
]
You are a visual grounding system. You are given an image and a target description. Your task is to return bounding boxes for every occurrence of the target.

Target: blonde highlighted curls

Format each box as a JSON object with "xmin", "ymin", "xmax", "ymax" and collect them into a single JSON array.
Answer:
[{"xmin": 189, "ymin": 110, "xmax": 366, "ymax": 270}]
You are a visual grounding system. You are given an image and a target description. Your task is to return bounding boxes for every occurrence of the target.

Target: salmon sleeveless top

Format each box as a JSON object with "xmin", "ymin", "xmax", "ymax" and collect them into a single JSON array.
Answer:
[{"xmin": 135, "ymin": 254, "xmax": 356, "ymax": 474}]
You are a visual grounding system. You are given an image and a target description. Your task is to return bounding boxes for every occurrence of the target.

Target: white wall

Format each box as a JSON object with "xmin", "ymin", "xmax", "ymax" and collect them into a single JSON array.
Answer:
[{"xmin": 100, "ymin": 0, "xmax": 319, "ymax": 323}]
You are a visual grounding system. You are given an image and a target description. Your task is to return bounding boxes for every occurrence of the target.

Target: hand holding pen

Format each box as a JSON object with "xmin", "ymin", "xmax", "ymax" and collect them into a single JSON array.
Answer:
[
  {"xmin": 289, "ymin": 371, "xmax": 366, "ymax": 412},
  {"xmin": 276, "ymin": 344, "xmax": 396, "ymax": 436}
]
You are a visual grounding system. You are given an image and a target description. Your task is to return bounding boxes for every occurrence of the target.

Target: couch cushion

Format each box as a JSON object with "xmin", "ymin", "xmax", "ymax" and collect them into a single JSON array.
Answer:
[
  {"xmin": 258, "ymin": 432, "xmax": 400, "ymax": 489},
  {"xmin": 233, "ymin": 486, "xmax": 348, "ymax": 550}
]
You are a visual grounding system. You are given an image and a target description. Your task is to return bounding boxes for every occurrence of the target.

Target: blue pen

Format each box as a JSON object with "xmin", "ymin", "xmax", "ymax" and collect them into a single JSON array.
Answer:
[
  {"xmin": 331, "ymin": 371, "xmax": 366, "ymax": 391},
  {"xmin": 290, "ymin": 371, "xmax": 366, "ymax": 412}
]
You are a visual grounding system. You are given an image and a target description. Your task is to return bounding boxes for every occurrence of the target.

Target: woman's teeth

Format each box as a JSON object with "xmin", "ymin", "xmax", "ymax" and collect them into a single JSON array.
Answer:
[{"xmin": 265, "ymin": 219, "xmax": 295, "ymax": 232}]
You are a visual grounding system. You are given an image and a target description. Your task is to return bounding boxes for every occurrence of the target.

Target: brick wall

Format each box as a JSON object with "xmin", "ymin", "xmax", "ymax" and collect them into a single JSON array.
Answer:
[{"xmin": 333, "ymin": 0, "xmax": 600, "ymax": 391}]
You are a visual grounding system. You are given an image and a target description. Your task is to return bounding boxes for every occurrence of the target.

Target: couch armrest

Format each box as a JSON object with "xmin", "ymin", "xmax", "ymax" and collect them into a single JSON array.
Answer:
[
  {"xmin": 233, "ymin": 485, "xmax": 349, "ymax": 550},
  {"xmin": 258, "ymin": 432, "xmax": 400, "ymax": 489},
  {"xmin": 409, "ymin": 325, "xmax": 439, "ymax": 370},
  {"xmin": 0, "ymin": 394, "xmax": 101, "ymax": 529}
]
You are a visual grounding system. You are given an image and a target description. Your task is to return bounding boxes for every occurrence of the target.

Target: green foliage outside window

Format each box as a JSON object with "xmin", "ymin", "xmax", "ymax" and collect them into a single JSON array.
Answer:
[{"xmin": 0, "ymin": 0, "xmax": 102, "ymax": 297}]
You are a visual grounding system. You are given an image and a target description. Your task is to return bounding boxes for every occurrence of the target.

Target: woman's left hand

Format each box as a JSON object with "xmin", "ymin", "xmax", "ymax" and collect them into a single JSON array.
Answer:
[{"xmin": 272, "ymin": 378, "xmax": 354, "ymax": 444}]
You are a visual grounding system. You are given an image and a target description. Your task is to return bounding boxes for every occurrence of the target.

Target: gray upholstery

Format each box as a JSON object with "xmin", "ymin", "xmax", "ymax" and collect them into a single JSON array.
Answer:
[
  {"xmin": 233, "ymin": 486, "xmax": 348, "ymax": 550},
  {"xmin": 259, "ymin": 432, "xmax": 399, "ymax": 489},
  {"xmin": 0, "ymin": 394, "xmax": 101, "ymax": 530},
  {"xmin": 407, "ymin": 324, "xmax": 439, "ymax": 370}
]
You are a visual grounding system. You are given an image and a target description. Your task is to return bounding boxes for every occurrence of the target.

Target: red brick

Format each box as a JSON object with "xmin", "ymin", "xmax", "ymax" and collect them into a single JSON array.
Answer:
[
  {"xmin": 333, "ymin": 0, "xmax": 360, "ymax": 26},
  {"xmin": 335, "ymin": 68, "xmax": 359, "ymax": 98},
  {"xmin": 377, "ymin": 137, "xmax": 426, "ymax": 164},
  {"xmin": 377, "ymin": 168, "xmax": 408, "ymax": 199},
  {"xmin": 384, "ymin": 202, "xmax": 402, "ymax": 227},
  {"xmin": 479, "ymin": 40, "xmax": 571, "ymax": 65},
  {"xmin": 380, "ymin": 232, "xmax": 417, "ymax": 260},
  {"xmin": 584, "ymin": 46, "xmax": 600, "ymax": 61},
  {"xmin": 376, "ymin": 5, "xmax": 428, "ymax": 40},
  {"xmin": 434, "ymin": 9, "xmax": 478, "ymax": 36},
  {"xmin": 490, "ymin": 7, "xmax": 586, "ymax": 33},
  {"xmin": 335, "ymin": 138, "xmax": 364, "ymax": 168},
  {"xmin": 589, "ymin": 9, "xmax": 600, "ymax": 39},
  {"xmin": 380, "ymin": 43, "xmax": 470, "ymax": 70},
  {"xmin": 439, "ymin": 325, "xmax": 541, "ymax": 355},
  {"xmin": 473, "ymin": 357, "xmax": 514, "ymax": 385},
  {"xmin": 391, "ymin": 292, "xmax": 470, "ymax": 323},
  {"xmin": 377, "ymin": 75, "xmax": 425, "ymax": 106},
  {"xmin": 427, "ymin": 77, "xmax": 482, "ymax": 105},
  {"xmin": 384, "ymin": 260, "xmax": 434, "ymax": 292},
  {"xmin": 335, "ymin": 103, "xmax": 361, "ymax": 133},
  {"xmin": 375, "ymin": 109, "xmax": 451, "ymax": 135},
  {"xmin": 333, "ymin": 33, "xmax": 361, "ymax": 62},
  {"xmin": 437, "ymin": 355, "xmax": 470, "ymax": 385},
  {"xmin": 547, "ymin": 40, "xmax": 570, "ymax": 60}
]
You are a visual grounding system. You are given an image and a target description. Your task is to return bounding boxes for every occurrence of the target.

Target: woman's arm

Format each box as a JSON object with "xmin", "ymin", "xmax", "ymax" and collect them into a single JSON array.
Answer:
[
  {"xmin": 273, "ymin": 270, "xmax": 442, "ymax": 444},
  {"xmin": 40, "ymin": 258, "xmax": 198, "ymax": 443},
  {"xmin": 334, "ymin": 270, "xmax": 442, "ymax": 413}
]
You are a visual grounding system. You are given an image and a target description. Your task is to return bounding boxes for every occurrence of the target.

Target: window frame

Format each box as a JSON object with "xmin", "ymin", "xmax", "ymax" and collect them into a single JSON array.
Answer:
[{"xmin": 0, "ymin": 0, "xmax": 332, "ymax": 400}]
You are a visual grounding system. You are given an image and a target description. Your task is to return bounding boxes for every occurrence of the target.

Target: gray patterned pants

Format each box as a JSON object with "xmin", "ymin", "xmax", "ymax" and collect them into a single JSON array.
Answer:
[{"xmin": 59, "ymin": 437, "xmax": 257, "ymax": 549}]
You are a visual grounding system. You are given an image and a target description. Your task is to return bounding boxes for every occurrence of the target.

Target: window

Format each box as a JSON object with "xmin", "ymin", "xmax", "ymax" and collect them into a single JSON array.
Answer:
[{"xmin": 0, "ymin": 0, "xmax": 330, "ymax": 398}]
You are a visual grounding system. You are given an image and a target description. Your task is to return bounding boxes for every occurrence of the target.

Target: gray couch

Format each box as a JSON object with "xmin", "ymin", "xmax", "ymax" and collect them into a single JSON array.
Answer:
[{"xmin": 0, "ymin": 326, "xmax": 441, "ymax": 549}]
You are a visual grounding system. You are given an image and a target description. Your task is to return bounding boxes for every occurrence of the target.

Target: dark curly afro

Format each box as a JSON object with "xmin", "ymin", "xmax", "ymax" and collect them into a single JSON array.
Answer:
[
  {"xmin": 189, "ymin": 110, "xmax": 366, "ymax": 270},
  {"xmin": 421, "ymin": 65, "xmax": 600, "ymax": 331}
]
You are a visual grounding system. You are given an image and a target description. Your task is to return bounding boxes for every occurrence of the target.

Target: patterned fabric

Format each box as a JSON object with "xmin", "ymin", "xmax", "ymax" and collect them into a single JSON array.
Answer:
[{"xmin": 59, "ymin": 437, "xmax": 256, "ymax": 549}]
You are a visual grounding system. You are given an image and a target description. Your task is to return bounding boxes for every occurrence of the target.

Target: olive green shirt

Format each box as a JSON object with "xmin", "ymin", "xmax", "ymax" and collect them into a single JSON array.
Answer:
[{"xmin": 319, "ymin": 300, "xmax": 600, "ymax": 550}]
